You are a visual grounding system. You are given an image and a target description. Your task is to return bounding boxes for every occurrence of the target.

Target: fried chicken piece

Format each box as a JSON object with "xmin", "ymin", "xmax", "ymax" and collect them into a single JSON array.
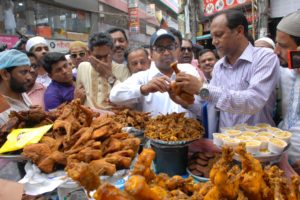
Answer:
[
  {"xmin": 22, "ymin": 143, "xmax": 52, "ymax": 164},
  {"xmin": 66, "ymin": 161, "xmax": 100, "ymax": 196},
  {"xmin": 121, "ymin": 137, "xmax": 141, "ymax": 154},
  {"xmin": 125, "ymin": 175, "xmax": 162, "ymax": 200},
  {"xmin": 89, "ymin": 158, "xmax": 117, "ymax": 176},
  {"xmin": 94, "ymin": 183, "xmax": 135, "ymax": 200},
  {"xmin": 170, "ymin": 62, "xmax": 195, "ymax": 105},
  {"xmin": 36, "ymin": 150, "xmax": 67, "ymax": 173},
  {"xmin": 70, "ymin": 127, "xmax": 93, "ymax": 150},
  {"xmin": 235, "ymin": 143, "xmax": 271, "ymax": 200},
  {"xmin": 101, "ymin": 138, "xmax": 123, "ymax": 156},
  {"xmin": 132, "ymin": 148, "xmax": 156, "ymax": 182},
  {"xmin": 73, "ymin": 147, "xmax": 102, "ymax": 163},
  {"xmin": 40, "ymin": 136, "xmax": 60, "ymax": 151},
  {"xmin": 105, "ymin": 149, "xmax": 135, "ymax": 169}
]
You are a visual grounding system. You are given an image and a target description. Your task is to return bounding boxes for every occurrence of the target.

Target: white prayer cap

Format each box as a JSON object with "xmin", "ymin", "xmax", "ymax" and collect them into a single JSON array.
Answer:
[
  {"xmin": 255, "ymin": 37, "xmax": 275, "ymax": 49},
  {"xmin": 277, "ymin": 10, "xmax": 300, "ymax": 37},
  {"xmin": 25, "ymin": 36, "xmax": 48, "ymax": 52}
]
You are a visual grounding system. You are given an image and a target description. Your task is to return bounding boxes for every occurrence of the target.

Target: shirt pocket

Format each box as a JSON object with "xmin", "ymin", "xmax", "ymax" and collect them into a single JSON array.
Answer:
[{"xmin": 235, "ymin": 77, "xmax": 250, "ymax": 90}]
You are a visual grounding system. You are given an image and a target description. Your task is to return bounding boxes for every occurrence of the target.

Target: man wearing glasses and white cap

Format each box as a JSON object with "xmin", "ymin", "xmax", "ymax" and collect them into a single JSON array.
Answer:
[
  {"xmin": 25, "ymin": 36, "xmax": 51, "ymax": 87},
  {"xmin": 110, "ymin": 29, "xmax": 201, "ymax": 117}
]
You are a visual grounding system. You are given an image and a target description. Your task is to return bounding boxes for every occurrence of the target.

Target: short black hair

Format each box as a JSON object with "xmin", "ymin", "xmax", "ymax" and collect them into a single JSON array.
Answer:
[
  {"xmin": 125, "ymin": 46, "xmax": 149, "ymax": 62},
  {"xmin": 214, "ymin": 10, "xmax": 249, "ymax": 39},
  {"xmin": 291, "ymin": 35, "xmax": 300, "ymax": 46},
  {"xmin": 42, "ymin": 52, "xmax": 66, "ymax": 74},
  {"xmin": 197, "ymin": 49, "xmax": 219, "ymax": 60},
  {"xmin": 106, "ymin": 28, "xmax": 128, "ymax": 41},
  {"xmin": 167, "ymin": 27, "xmax": 182, "ymax": 46},
  {"xmin": 88, "ymin": 32, "xmax": 114, "ymax": 51}
]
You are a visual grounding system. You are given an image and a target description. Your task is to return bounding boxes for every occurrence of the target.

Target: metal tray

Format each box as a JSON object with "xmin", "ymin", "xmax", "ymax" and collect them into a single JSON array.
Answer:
[
  {"xmin": 186, "ymin": 168, "xmax": 210, "ymax": 182},
  {"xmin": 149, "ymin": 138, "xmax": 200, "ymax": 146},
  {"xmin": 0, "ymin": 154, "xmax": 27, "ymax": 162}
]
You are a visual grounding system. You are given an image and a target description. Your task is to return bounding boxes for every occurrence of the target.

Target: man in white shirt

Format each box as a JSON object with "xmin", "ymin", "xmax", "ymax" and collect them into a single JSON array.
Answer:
[
  {"xmin": 110, "ymin": 29, "xmax": 201, "ymax": 118},
  {"xmin": 274, "ymin": 10, "xmax": 300, "ymax": 171}
]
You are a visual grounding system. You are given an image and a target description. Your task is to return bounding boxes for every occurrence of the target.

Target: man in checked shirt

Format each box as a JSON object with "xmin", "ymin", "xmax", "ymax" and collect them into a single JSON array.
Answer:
[{"xmin": 171, "ymin": 10, "xmax": 280, "ymax": 134}]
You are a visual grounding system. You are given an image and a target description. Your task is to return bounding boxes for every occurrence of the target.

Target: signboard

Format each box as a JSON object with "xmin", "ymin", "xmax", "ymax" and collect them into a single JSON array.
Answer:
[
  {"xmin": 128, "ymin": 0, "xmax": 139, "ymax": 8},
  {"xmin": 128, "ymin": 7, "xmax": 140, "ymax": 34},
  {"xmin": 203, "ymin": 0, "xmax": 251, "ymax": 16},
  {"xmin": 159, "ymin": 0, "xmax": 179, "ymax": 13},
  {"xmin": 0, "ymin": 35, "xmax": 19, "ymax": 48},
  {"xmin": 47, "ymin": 39, "xmax": 73, "ymax": 53}
]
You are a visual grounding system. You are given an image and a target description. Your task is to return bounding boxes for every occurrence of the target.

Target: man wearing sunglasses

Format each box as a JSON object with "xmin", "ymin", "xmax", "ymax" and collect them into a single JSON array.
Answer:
[
  {"xmin": 69, "ymin": 41, "xmax": 89, "ymax": 77},
  {"xmin": 110, "ymin": 29, "xmax": 201, "ymax": 117},
  {"xmin": 25, "ymin": 36, "xmax": 51, "ymax": 88},
  {"xmin": 179, "ymin": 39, "xmax": 194, "ymax": 64}
]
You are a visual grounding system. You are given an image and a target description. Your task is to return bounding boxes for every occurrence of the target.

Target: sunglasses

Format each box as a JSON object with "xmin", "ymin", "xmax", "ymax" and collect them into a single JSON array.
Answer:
[
  {"xmin": 180, "ymin": 47, "xmax": 192, "ymax": 52},
  {"xmin": 70, "ymin": 52, "xmax": 86, "ymax": 59}
]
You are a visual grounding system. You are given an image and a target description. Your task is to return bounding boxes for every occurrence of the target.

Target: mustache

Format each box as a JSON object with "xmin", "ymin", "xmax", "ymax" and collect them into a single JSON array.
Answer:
[{"xmin": 114, "ymin": 46, "xmax": 125, "ymax": 51}]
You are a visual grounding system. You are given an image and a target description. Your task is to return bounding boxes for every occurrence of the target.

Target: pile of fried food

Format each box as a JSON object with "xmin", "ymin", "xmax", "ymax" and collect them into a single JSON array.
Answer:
[
  {"xmin": 68, "ymin": 143, "xmax": 300, "ymax": 200},
  {"xmin": 170, "ymin": 62, "xmax": 195, "ymax": 105},
  {"xmin": 145, "ymin": 112, "xmax": 204, "ymax": 141},
  {"xmin": 0, "ymin": 100, "xmax": 141, "ymax": 174},
  {"xmin": 111, "ymin": 109, "xmax": 150, "ymax": 130}
]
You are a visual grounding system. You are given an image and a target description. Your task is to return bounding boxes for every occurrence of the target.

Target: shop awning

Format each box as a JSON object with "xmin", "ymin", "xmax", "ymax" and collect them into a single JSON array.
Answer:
[{"xmin": 54, "ymin": 0, "xmax": 99, "ymax": 12}]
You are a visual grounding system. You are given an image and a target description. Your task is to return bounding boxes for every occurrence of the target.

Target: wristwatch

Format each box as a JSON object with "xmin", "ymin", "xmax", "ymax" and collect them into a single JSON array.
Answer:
[
  {"xmin": 197, "ymin": 83, "xmax": 209, "ymax": 99},
  {"xmin": 108, "ymin": 75, "xmax": 116, "ymax": 86}
]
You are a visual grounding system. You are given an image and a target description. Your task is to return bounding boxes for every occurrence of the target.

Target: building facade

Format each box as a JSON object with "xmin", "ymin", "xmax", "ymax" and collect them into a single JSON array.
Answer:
[{"xmin": 0, "ymin": 0, "xmax": 179, "ymax": 52}]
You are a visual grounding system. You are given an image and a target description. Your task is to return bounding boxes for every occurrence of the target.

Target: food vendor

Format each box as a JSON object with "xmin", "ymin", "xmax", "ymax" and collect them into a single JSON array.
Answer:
[
  {"xmin": 171, "ymin": 10, "xmax": 280, "ymax": 133},
  {"xmin": 0, "ymin": 49, "xmax": 33, "ymax": 181}
]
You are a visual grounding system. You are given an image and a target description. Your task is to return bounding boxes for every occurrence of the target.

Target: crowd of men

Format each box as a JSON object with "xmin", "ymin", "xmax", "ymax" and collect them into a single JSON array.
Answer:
[{"xmin": 0, "ymin": 9, "xmax": 300, "ymax": 183}]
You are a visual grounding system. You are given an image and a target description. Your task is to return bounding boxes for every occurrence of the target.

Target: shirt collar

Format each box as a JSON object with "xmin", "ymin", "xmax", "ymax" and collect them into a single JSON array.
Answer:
[
  {"xmin": 149, "ymin": 61, "xmax": 176, "ymax": 79},
  {"xmin": 221, "ymin": 43, "xmax": 254, "ymax": 68}
]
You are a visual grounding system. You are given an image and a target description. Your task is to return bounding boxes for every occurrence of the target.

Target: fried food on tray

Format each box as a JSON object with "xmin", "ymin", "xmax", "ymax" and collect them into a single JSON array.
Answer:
[
  {"xmin": 111, "ymin": 109, "xmax": 151, "ymax": 130},
  {"xmin": 170, "ymin": 62, "xmax": 195, "ymax": 105},
  {"xmin": 125, "ymin": 175, "xmax": 162, "ymax": 200},
  {"xmin": 145, "ymin": 112, "xmax": 204, "ymax": 141},
  {"xmin": 66, "ymin": 161, "xmax": 100, "ymax": 195},
  {"xmin": 132, "ymin": 148, "xmax": 156, "ymax": 182},
  {"xmin": 94, "ymin": 183, "xmax": 135, "ymax": 200}
]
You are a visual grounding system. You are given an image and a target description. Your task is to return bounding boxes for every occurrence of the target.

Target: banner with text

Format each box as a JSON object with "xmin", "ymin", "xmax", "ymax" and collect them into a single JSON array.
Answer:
[{"xmin": 204, "ymin": 0, "xmax": 251, "ymax": 16}]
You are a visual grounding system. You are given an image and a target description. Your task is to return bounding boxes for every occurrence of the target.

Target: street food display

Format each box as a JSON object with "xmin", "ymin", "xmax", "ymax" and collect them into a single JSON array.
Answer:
[
  {"xmin": 0, "ymin": 100, "xmax": 140, "ymax": 175},
  {"xmin": 213, "ymin": 123, "xmax": 291, "ymax": 159},
  {"xmin": 67, "ymin": 145, "xmax": 300, "ymax": 200},
  {"xmin": 111, "ymin": 109, "xmax": 150, "ymax": 130},
  {"xmin": 145, "ymin": 112, "xmax": 204, "ymax": 142}
]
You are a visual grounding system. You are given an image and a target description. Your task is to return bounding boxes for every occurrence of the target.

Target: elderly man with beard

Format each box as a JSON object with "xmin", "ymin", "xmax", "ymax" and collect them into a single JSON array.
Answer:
[
  {"xmin": 107, "ymin": 28, "xmax": 129, "ymax": 69},
  {"xmin": 110, "ymin": 29, "xmax": 201, "ymax": 117},
  {"xmin": 273, "ymin": 10, "xmax": 300, "ymax": 173},
  {"xmin": 0, "ymin": 49, "xmax": 33, "ymax": 125}
]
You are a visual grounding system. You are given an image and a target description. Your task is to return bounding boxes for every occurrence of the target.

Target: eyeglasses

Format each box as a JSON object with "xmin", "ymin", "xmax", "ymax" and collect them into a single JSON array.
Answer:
[
  {"xmin": 153, "ymin": 44, "xmax": 177, "ymax": 53},
  {"xmin": 180, "ymin": 47, "xmax": 192, "ymax": 52},
  {"xmin": 70, "ymin": 52, "xmax": 86, "ymax": 59}
]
